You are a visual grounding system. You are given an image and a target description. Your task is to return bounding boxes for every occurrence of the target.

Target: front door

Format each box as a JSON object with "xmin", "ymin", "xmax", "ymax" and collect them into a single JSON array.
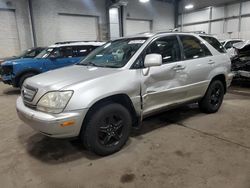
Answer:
[
  {"xmin": 45, "ymin": 47, "xmax": 79, "ymax": 71},
  {"xmin": 141, "ymin": 35, "xmax": 188, "ymax": 116}
]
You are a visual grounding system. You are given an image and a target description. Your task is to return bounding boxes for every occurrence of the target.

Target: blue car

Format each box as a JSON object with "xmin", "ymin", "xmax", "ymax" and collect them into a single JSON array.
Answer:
[{"xmin": 1, "ymin": 41, "xmax": 104, "ymax": 88}]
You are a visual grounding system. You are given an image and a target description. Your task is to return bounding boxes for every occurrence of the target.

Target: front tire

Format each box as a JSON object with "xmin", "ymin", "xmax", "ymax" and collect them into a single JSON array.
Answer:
[
  {"xmin": 199, "ymin": 80, "xmax": 225, "ymax": 113},
  {"xmin": 82, "ymin": 103, "xmax": 132, "ymax": 156}
]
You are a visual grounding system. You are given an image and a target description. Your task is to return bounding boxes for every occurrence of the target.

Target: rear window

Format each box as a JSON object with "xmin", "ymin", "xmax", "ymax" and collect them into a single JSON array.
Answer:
[{"xmin": 200, "ymin": 36, "xmax": 226, "ymax": 53}]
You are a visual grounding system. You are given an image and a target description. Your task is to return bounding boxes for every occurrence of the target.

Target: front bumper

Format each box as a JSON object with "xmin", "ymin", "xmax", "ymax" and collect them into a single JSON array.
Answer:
[
  {"xmin": 1, "ymin": 75, "xmax": 14, "ymax": 85},
  {"xmin": 16, "ymin": 97, "xmax": 88, "ymax": 138}
]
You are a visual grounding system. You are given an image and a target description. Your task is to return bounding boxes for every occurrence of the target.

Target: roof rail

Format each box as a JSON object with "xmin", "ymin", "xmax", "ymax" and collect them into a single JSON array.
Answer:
[
  {"xmin": 55, "ymin": 41, "xmax": 102, "ymax": 45},
  {"xmin": 155, "ymin": 30, "xmax": 208, "ymax": 35}
]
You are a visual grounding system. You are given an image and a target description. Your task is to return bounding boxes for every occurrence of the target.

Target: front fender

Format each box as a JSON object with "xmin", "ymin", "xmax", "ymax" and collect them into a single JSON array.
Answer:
[{"xmin": 63, "ymin": 69, "xmax": 142, "ymax": 115}]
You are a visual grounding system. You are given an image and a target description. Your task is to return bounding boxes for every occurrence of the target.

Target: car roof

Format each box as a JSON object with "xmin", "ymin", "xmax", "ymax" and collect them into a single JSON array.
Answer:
[
  {"xmin": 220, "ymin": 39, "xmax": 243, "ymax": 43},
  {"xmin": 119, "ymin": 31, "xmax": 212, "ymax": 40},
  {"xmin": 49, "ymin": 41, "xmax": 106, "ymax": 48}
]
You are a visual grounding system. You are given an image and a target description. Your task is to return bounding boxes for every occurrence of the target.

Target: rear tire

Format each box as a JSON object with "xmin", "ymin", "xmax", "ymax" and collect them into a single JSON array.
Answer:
[
  {"xmin": 18, "ymin": 73, "xmax": 36, "ymax": 88},
  {"xmin": 81, "ymin": 103, "xmax": 132, "ymax": 156},
  {"xmin": 199, "ymin": 80, "xmax": 225, "ymax": 113}
]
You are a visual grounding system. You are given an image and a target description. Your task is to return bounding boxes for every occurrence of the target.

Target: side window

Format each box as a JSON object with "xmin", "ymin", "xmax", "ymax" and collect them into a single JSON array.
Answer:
[
  {"xmin": 225, "ymin": 42, "xmax": 233, "ymax": 49},
  {"xmin": 200, "ymin": 36, "xmax": 226, "ymax": 53},
  {"xmin": 229, "ymin": 41, "xmax": 242, "ymax": 49},
  {"xmin": 146, "ymin": 36, "xmax": 181, "ymax": 64},
  {"xmin": 49, "ymin": 48, "xmax": 62, "ymax": 58},
  {"xmin": 74, "ymin": 46, "xmax": 96, "ymax": 57},
  {"xmin": 179, "ymin": 35, "xmax": 212, "ymax": 60},
  {"xmin": 35, "ymin": 49, "xmax": 43, "ymax": 56},
  {"xmin": 25, "ymin": 50, "xmax": 36, "ymax": 58},
  {"xmin": 60, "ymin": 47, "xmax": 73, "ymax": 58}
]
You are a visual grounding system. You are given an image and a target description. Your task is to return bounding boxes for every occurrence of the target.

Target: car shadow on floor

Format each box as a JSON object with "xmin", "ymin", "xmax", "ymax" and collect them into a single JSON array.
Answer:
[
  {"xmin": 131, "ymin": 103, "xmax": 202, "ymax": 137},
  {"xmin": 25, "ymin": 134, "xmax": 101, "ymax": 164},
  {"xmin": 24, "ymin": 104, "xmax": 202, "ymax": 164},
  {"xmin": 1, "ymin": 87, "xmax": 20, "ymax": 95}
]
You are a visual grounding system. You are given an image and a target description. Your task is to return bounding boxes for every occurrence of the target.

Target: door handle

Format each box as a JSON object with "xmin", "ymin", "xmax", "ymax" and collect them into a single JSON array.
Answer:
[
  {"xmin": 173, "ymin": 65, "xmax": 186, "ymax": 71},
  {"xmin": 208, "ymin": 60, "xmax": 215, "ymax": 65}
]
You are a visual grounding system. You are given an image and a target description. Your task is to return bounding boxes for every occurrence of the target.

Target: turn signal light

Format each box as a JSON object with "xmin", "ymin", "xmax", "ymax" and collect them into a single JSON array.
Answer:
[{"xmin": 61, "ymin": 121, "xmax": 75, "ymax": 127}]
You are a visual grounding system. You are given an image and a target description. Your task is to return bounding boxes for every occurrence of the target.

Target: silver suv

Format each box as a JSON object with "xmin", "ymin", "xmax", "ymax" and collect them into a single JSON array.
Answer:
[{"xmin": 16, "ymin": 32, "xmax": 234, "ymax": 156}]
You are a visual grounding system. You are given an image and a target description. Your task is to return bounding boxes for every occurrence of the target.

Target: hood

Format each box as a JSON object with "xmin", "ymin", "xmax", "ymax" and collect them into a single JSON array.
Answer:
[
  {"xmin": 233, "ymin": 40, "xmax": 250, "ymax": 50},
  {"xmin": 0, "ymin": 56, "xmax": 19, "ymax": 62},
  {"xmin": 2, "ymin": 58, "xmax": 45, "ymax": 66},
  {"xmin": 25, "ymin": 65, "xmax": 121, "ymax": 90},
  {"xmin": 1, "ymin": 58, "xmax": 35, "ymax": 66}
]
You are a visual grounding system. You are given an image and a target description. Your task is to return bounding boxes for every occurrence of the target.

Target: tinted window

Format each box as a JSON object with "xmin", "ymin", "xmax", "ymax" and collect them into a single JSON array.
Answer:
[
  {"xmin": 25, "ymin": 50, "xmax": 37, "ymax": 58},
  {"xmin": 49, "ymin": 47, "xmax": 73, "ymax": 58},
  {"xmin": 180, "ymin": 35, "xmax": 211, "ymax": 60},
  {"xmin": 72, "ymin": 46, "xmax": 98, "ymax": 57},
  {"xmin": 35, "ymin": 48, "xmax": 44, "ymax": 56},
  {"xmin": 201, "ymin": 36, "xmax": 226, "ymax": 53},
  {"xmin": 146, "ymin": 36, "xmax": 181, "ymax": 64},
  {"xmin": 61, "ymin": 47, "xmax": 73, "ymax": 58}
]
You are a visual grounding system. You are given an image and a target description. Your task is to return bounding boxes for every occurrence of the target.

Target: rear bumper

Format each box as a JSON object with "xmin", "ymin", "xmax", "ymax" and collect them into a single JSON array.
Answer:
[{"xmin": 16, "ymin": 97, "xmax": 88, "ymax": 138}]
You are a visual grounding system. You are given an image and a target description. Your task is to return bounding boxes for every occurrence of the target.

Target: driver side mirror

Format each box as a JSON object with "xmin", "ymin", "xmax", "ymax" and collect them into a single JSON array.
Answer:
[{"xmin": 144, "ymin": 54, "xmax": 162, "ymax": 68}]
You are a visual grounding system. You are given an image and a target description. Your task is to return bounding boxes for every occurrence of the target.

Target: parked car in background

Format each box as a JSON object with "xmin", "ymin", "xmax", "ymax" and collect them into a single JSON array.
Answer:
[
  {"xmin": 1, "ymin": 41, "xmax": 105, "ymax": 88},
  {"xmin": 16, "ymin": 32, "xmax": 233, "ymax": 156},
  {"xmin": 231, "ymin": 40, "xmax": 250, "ymax": 80},
  {"xmin": 220, "ymin": 39, "xmax": 244, "ymax": 58},
  {"xmin": 0, "ymin": 47, "xmax": 45, "ymax": 64},
  {"xmin": 0, "ymin": 47, "xmax": 45, "ymax": 76}
]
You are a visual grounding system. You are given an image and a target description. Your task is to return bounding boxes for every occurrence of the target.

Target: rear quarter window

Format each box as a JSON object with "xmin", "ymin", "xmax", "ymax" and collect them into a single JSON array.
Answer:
[{"xmin": 200, "ymin": 36, "xmax": 226, "ymax": 53}]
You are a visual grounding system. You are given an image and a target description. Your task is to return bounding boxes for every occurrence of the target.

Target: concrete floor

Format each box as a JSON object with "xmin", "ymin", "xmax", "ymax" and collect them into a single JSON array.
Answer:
[{"xmin": 0, "ymin": 82, "xmax": 250, "ymax": 188}]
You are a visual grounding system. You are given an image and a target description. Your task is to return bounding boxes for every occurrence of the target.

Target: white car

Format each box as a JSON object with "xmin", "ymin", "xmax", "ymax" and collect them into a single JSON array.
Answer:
[{"xmin": 220, "ymin": 39, "xmax": 244, "ymax": 58}]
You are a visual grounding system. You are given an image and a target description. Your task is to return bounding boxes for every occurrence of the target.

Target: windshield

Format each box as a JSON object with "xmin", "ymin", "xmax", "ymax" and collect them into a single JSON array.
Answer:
[
  {"xmin": 16, "ymin": 49, "xmax": 34, "ymax": 58},
  {"xmin": 36, "ymin": 48, "xmax": 54, "ymax": 58},
  {"xmin": 78, "ymin": 38, "xmax": 147, "ymax": 68}
]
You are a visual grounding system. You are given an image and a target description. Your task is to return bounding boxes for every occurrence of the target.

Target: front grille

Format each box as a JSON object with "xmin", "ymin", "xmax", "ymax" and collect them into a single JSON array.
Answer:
[
  {"xmin": 1, "ymin": 65, "xmax": 13, "ymax": 75},
  {"xmin": 21, "ymin": 85, "xmax": 37, "ymax": 102}
]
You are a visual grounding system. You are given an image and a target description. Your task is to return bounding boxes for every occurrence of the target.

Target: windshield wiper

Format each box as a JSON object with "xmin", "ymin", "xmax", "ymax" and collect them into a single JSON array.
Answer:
[{"xmin": 78, "ymin": 62, "xmax": 98, "ymax": 67}]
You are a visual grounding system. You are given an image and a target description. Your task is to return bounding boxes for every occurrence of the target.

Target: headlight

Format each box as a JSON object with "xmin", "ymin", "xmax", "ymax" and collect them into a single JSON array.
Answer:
[{"xmin": 37, "ymin": 91, "xmax": 73, "ymax": 114}]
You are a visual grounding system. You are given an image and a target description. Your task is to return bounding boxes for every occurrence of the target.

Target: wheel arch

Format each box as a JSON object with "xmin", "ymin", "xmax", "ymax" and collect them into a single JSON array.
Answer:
[
  {"xmin": 80, "ymin": 94, "xmax": 139, "ymax": 136},
  {"xmin": 210, "ymin": 74, "xmax": 227, "ymax": 93},
  {"xmin": 14, "ymin": 69, "xmax": 41, "ymax": 87}
]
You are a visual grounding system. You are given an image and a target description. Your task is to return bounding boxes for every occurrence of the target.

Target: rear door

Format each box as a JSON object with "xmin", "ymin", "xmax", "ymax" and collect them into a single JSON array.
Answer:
[{"xmin": 178, "ymin": 35, "xmax": 214, "ymax": 98}]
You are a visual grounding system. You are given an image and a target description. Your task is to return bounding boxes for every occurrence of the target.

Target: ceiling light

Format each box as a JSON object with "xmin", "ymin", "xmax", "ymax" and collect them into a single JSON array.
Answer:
[
  {"xmin": 139, "ymin": 0, "xmax": 150, "ymax": 3},
  {"xmin": 185, "ymin": 4, "xmax": 194, "ymax": 9}
]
